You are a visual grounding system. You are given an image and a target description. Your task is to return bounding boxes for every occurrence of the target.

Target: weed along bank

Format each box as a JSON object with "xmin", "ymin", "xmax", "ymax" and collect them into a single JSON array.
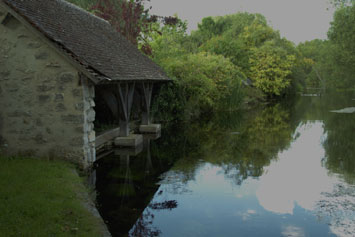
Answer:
[{"xmin": 0, "ymin": 0, "xmax": 170, "ymax": 168}]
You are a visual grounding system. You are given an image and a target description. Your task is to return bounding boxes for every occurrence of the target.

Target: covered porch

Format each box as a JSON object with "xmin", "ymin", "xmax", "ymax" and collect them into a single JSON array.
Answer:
[{"xmin": 94, "ymin": 81, "xmax": 163, "ymax": 152}]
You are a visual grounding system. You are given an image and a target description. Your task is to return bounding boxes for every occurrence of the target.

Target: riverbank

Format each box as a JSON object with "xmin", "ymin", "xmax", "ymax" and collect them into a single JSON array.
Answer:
[{"xmin": 0, "ymin": 156, "xmax": 110, "ymax": 236}]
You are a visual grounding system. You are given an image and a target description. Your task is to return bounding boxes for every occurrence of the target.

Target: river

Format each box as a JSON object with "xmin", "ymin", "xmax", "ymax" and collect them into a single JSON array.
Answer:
[{"xmin": 93, "ymin": 92, "xmax": 355, "ymax": 237}]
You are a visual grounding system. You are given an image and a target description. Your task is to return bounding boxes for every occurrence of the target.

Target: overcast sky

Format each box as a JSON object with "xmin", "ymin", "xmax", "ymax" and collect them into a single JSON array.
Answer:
[{"xmin": 148, "ymin": 0, "xmax": 335, "ymax": 44}]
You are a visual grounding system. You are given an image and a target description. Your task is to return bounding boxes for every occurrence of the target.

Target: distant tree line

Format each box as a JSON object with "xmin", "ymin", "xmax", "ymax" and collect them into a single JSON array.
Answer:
[{"xmin": 297, "ymin": 1, "xmax": 355, "ymax": 89}]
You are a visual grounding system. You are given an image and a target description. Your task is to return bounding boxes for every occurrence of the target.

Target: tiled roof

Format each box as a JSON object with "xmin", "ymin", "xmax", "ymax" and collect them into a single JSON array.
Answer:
[{"xmin": 2, "ymin": 0, "xmax": 170, "ymax": 83}]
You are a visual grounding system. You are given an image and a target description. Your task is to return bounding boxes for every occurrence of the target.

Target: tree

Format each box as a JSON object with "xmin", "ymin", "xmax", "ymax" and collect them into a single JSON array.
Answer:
[
  {"xmin": 90, "ymin": 0, "xmax": 151, "ymax": 45},
  {"xmin": 239, "ymin": 20, "xmax": 278, "ymax": 48},
  {"xmin": 296, "ymin": 39, "xmax": 327, "ymax": 88},
  {"xmin": 190, "ymin": 12, "xmax": 301, "ymax": 97},
  {"xmin": 148, "ymin": 20, "xmax": 244, "ymax": 121},
  {"xmin": 328, "ymin": 4, "xmax": 355, "ymax": 68},
  {"xmin": 249, "ymin": 41, "xmax": 296, "ymax": 97},
  {"xmin": 199, "ymin": 35, "xmax": 250, "ymax": 71}
]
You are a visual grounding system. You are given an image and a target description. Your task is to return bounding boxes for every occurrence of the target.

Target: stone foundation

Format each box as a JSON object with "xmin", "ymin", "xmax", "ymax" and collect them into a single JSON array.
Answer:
[
  {"xmin": 139, "ymin": 124, "xmax": 161, "ymax": 134},
  {"xmin": 82, "ymin": 75, "xmax": 96, "ymax": 164}
]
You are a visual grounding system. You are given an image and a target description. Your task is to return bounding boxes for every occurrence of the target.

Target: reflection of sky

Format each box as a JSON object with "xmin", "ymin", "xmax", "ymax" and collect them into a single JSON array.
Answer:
[
  {"xmin": 256, "ymin": 121, "xmax": 337, "ymax": 214},
  {"xmin": 130, "ymin": 121, "xmax": 352, "ymax": 237}
]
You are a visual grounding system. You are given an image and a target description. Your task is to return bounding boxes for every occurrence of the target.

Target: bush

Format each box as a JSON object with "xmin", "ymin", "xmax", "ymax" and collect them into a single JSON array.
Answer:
[{"xmin": 152, "ymin": 52, "xmax": 244, "ymax": 121}]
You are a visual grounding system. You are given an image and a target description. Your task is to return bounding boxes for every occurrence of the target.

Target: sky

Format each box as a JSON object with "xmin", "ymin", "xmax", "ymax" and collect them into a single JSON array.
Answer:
[{"xmin": 148, "ymin": 0, "xmax": 335, "ymax": 44}]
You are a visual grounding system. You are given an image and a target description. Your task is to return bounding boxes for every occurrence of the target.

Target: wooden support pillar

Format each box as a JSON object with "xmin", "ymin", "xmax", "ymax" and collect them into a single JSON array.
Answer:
[
  {"xmin": 117, "ymin": 82, "xmax": 135, "ymax": 137},
  {"xmin": 139, "ymin": 83, "xmax": 161, "ymax": 134},
  {"xmin": 141, "ymin": 82, "xmax": 154, "ymax": 125}
]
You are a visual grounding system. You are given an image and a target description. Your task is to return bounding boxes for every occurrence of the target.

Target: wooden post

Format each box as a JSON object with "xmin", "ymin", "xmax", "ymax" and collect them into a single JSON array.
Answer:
[
  {"xmin": 141, "ymin": 82, "xmax": 154, "ymax": 125},
  {"xmin": 117, "ymin": 82, "xmax": 135, "ymax": 137}
]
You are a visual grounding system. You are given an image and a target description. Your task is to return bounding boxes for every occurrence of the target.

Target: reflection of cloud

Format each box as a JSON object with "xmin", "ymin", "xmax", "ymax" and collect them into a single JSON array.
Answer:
[
  {"xmin": 281, "ymin": 225, "xmax": 305, "ymax": 237},
  {"xmin": 255, "ymin": 121, "xmax": 355, "ymax": 236},
  {"xmin": 247, "ymin": 209, "xmax": 256, "ymax": 214},
  {"xmin": 234, "ymin": 209, "xmax": 257, "ymax": 221},
  {"xmin": 256, "ymin": 122, "xmax": 336, "ymax": 214}
]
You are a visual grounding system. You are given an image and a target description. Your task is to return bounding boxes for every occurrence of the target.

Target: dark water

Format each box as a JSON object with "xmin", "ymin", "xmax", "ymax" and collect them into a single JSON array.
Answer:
[{"xmin": 94, "ymin": 92, "xmax": 355, "ymax": 237}]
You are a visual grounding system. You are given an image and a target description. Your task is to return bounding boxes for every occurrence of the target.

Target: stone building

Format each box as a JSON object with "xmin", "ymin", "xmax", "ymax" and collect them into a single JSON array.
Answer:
[{"xmin": 0, "ymin": 0, "xmax": 170, "ymax": 168}]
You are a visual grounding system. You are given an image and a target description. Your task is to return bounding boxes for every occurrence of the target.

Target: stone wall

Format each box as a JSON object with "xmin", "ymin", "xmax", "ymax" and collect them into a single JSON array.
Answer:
[
  {"xmin": 82, "ymin": 75, "xmax": 96, "ymax": 164},
  {"xmin": 0, "ymin": 9, "xmax": 96, "ymax": 168}
]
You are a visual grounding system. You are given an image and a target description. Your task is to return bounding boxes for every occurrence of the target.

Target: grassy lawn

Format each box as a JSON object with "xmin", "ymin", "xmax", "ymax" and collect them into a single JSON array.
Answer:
[{"xmin": 0, "ymin": 157, "xmax": 105, "ymax": 236}]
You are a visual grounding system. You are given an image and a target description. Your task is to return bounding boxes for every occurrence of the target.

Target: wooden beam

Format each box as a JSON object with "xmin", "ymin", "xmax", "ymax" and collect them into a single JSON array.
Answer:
[
  {"xmin": 141, "ymin": 82, "xmax": 154, "ymax": 125},
  {"xmin": 95, "ymin": 127, "xmax": 120, "ymax": 148},
  {"xmin": 117, "ymin": 82, "xmax": 135, "ymax": 137}
]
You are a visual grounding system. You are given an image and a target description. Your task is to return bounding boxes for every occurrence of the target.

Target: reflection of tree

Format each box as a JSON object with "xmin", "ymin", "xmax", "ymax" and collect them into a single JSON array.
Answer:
[
  {"xmin": 221, "ymin": 104, "xmax": 295, "ymax": 184},
  {"xmin": 129, "ymin": 200, "xmax": 178, "ymax": 237},
  {"xmin": 289, "ymin": 91, "xmax": 355, "ymax": 184},
  {"xmin": 129, "ymin": 209, "xmax": 161, "ymax": 237},
  {"xmin": 94, "ymin": 93, "xmax": 355, "ymax": 236},
  {"xmin": 323, "ymin": 112, "xmax": 355, "ymax": 184},
  {"xmin": 159, "ymin": 102, "xmax": 297, "ymax": 186},
  {"xmin": 149, "ymin": 200, "xmax": 178, "ymax": 210}
]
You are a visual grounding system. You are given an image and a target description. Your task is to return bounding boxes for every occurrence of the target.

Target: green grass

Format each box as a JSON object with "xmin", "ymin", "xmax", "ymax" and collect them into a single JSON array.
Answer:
[{"xmin": 0, "ymin": 157, "xmax": 104, "ymax": 236}]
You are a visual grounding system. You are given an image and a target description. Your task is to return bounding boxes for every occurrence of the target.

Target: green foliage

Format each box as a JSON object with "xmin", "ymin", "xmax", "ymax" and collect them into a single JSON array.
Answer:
[
  {"xmin": 199, "ymin": 35, "xmax": 250, "ymax": 71},
  {"xmin": 328, "ymin": 4, "xmax": 355, "ymax": 71},
  {"xmin": 295, "ymin": 3, "xmax": 355, "ymax": 90},
  {"xmin": 295, "ymin": 39, "xmax": 326, "ymax": 88},
  {"xmin": 0, "ymin": 157, "xmax": 103, "ymax": 236},
  {"xmin": 239, "ymin": 21, "xmax": 278, "ymax": 48},
  {"xmin": 249, "ymin": 41, "xmax": 296, "ymax": 96},
  {"xmin": 295, "ymin": 2, "xmax": 355, "ymax": 90},
  {"xmin": 162, "ymin": 102, "xmax": 296, "ymax": 185},
  {"xmin": 153, "ymin": 52, "xmax": 244, "ymax": 121},
  {"xmin": 190, "ymin": 12, "xmax": 269, "ymax": 50},
  {"xmin": 150, "ymin": 21, "xmax": 244, "ymax": 121},
  {"xmin": 191, "ymin": 12, "xmax": 299, "ymax": 98},
  {"xmin": 148, "ymin": 20, "xmax": 189, "ymax": 63}
]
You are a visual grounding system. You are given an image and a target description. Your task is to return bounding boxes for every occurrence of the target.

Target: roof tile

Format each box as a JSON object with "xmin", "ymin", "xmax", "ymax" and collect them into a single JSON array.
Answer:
[{"xmin": 2, "ymin": 0, "xmax": 170, "ymax": 82}]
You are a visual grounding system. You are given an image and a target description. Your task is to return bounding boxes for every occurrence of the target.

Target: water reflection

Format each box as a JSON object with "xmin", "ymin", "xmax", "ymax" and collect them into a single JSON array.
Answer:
[
  {"xmin": 95, "ymin": 133, "xmax": 180, "ymax": 236},
  {"xmin": 256, "ymin": 121, "xmax": 334, "ymax": 214},
  {"xmin": 323, "ymin": 112, "xmax": 355, "ymax": 184},
  {"xmin": 168, "ymin": 103, "xmax": 297, "ymax": 187},
  {"xmin": 95, "ymin": 92, "xmax": 355, "ymax": 237}
]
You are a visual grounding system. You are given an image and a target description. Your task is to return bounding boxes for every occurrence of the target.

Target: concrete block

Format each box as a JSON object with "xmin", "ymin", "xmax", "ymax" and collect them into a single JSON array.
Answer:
[
  {"xmin": 139, "ymin": 124, "xmax": 161, "ymax": 134},
  {"xmin": 114, "ymin": 134, "xmax": 143, "ymax": 147}
]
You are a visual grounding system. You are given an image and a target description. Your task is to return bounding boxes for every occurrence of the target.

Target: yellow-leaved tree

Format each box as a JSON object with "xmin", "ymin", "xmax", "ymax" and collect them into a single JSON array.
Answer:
[{"xmin": 249, "ymin": 41, "xmax": 296, "ymax": 97}]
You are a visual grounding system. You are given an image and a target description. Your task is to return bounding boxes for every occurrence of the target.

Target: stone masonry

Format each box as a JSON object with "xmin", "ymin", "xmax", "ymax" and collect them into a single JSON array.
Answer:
[{"xmin": 0, "ymin": 9, "xmax": 95, "ymax": 168}]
